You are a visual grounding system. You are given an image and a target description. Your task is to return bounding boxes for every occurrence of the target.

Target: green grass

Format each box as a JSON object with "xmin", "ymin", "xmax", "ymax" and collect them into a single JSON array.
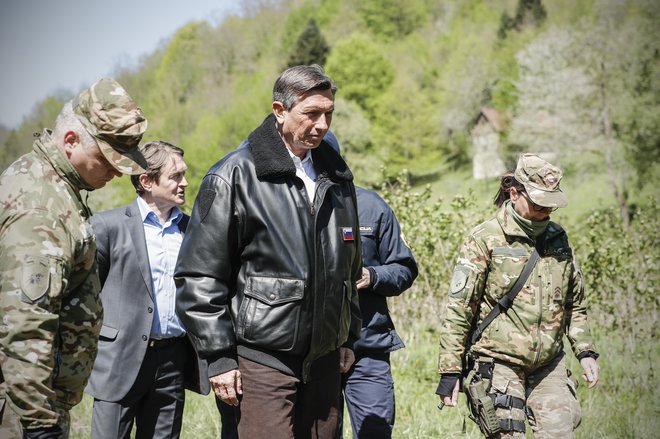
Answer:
[{"xmin": 68, "ymin": 325, "xmax": 659, "ymax": 438}]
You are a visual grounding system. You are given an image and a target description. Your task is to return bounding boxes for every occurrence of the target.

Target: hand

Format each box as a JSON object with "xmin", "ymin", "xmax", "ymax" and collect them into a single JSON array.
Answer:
[
  {"xmin": 580, "ymin": 356, "xmax": 599, "ymax": 388},
  {"xmin": 441, "ymin": 379, "xmax": 460, "ymax": 407},
  {"xmin": 339, "ymin": 347, "xmax": 355, "ymax": 373},
  {"xmin": 210, "ymin": 369, "xmax": 243, "ymax": 406},
  {"xmin": 356, "ymin": 267, "xmax": 371, "ymax": 290}
]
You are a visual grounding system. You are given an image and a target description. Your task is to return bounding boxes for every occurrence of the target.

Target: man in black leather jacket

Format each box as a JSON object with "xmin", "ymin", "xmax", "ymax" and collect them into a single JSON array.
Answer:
[{"xmin": 174, "ymin": 65, "xmax": 362, "ymax": 439}]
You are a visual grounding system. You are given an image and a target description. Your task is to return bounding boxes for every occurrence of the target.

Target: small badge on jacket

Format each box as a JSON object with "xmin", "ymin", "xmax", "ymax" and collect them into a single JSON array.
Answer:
[{"xmin": 341, "ymin": 227, "xmax": 354, "ymax": 241}]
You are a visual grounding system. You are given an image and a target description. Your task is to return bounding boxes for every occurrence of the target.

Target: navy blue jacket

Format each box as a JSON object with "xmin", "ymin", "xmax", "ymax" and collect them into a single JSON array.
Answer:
[{"xmin": 354, "ymin": 186, "xmax": 418, "ymax": 354}]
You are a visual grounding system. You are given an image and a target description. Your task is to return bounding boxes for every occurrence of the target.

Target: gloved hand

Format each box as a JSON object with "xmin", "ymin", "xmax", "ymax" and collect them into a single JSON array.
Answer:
[{"xmin": 436, "ymin": 373, "xmax": 460, "ymax": 409}]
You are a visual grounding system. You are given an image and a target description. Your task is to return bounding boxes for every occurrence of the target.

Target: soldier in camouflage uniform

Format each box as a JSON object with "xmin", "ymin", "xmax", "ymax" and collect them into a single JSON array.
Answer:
[
  {"xmin": 436, "ymin": 154, "xmax": 600, "ymax": 438},
  {"xmin": 0, "ymin": 78, "xmax": 148, "ymax": 439}
]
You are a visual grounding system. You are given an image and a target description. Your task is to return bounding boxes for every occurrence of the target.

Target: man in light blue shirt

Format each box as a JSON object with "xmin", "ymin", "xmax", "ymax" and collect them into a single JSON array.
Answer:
[
  {"xmin": 86, "ymin": 141, "xmax": 209, "ymax": 439},
  {"xmin": 138, "ymin": 193, "xmax": 186, "ymax": 341}
]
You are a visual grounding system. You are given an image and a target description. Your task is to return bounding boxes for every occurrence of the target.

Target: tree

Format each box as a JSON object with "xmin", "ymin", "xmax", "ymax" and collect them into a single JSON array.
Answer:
[
  {"xmin": 507, "ymin": 27, "xmax": 599, "ymax": 157},
  {"xmin": 498, "ymin": 0, "xmax": 547, "ymax": 39},
  {"xmin": 325, "ymin": 34, "xmax": 394, "ymax": 116},
  {"xmin": 0, "ymin": 95, "xmax": 66, "ymax": 171},
  {"xmin": 286, "ymin": 19, "xmax": 329, "ymax": 67},
  {"xmin": 358, "ymin": 0, "xmax": 427, "ymax": 41},
  {"xmin": 573, "ymin": 0, "xmax": 660, "ymax": 224}
]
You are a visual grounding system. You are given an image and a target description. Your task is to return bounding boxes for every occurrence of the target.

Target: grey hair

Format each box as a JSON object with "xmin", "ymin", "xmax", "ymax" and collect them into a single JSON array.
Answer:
[
  {"xmin": 52, "ymin": 101, "xmax": 97, "ymax": 150},
  {"xmin": 272, "ymin": 64, "xmax": 337, "ymax": 110}
]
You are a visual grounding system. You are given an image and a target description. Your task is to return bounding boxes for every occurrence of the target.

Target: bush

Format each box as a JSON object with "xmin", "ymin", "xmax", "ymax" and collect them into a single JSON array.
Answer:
[{"xmin": 376, "ymin": 171, "xmax": 490, "ymax": 337}]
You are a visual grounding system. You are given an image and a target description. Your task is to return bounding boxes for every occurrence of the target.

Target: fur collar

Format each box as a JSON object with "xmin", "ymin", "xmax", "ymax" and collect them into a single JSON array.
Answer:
[{"xmin": 248, "ymin": 114, "xmax": 353, "ymax": 182}]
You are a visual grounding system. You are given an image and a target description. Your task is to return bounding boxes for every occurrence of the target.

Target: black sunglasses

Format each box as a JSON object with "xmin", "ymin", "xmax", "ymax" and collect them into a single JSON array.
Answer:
[{"xmin": 520, "ymin": 191, "xmax": 558, "ymax": 212}]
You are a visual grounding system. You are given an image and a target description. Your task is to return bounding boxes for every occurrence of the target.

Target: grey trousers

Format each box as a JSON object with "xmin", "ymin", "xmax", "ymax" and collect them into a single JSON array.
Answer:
[{"xmin": 91, "ymin": 339, "xmax": 187, "ymax": 439}]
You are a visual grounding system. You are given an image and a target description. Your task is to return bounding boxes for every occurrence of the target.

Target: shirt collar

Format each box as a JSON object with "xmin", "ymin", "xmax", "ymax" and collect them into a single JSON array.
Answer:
[
  {"xmin": 287, "ymin": 148, "xmax": 313, "ymax": 167},
  {"xmin": 136, "ymin": 196, "xmax": 183, "ymax": 226}
]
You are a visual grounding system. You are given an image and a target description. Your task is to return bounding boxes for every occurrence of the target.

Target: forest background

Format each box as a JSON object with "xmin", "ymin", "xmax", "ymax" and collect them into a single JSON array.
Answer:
[{"xmin": 1, "ymin": 0, "xmax": 657, "ymax": 437}]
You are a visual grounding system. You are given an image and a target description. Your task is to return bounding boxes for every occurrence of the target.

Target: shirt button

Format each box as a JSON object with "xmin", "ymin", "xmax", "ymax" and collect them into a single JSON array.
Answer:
[
  {"xmin": 142, "ymin": 335, "xmax": 148, "ymax": 341},
  {"xmin": 269, "ymin": 294, "xmax": 276, "ymax": 300},
  {"xmin": 148, "ymin": 307, "xmax": 153, "ymax": 313}
]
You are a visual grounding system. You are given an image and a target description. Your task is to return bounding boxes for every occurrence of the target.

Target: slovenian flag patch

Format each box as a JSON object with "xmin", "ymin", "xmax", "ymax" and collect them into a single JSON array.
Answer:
[{"xmin": 341, "ymin": 227, "xmax": 354, "ymax": 241}]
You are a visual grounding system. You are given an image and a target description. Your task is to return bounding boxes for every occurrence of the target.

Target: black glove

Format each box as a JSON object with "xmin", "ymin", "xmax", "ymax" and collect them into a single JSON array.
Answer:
[{"xmin": 435, "ymin": 373, "xmax": 460, "ymax": 397}]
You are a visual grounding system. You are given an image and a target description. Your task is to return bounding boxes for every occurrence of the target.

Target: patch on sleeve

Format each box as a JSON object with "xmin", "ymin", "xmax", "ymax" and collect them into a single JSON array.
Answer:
[
  {"xmin": 448, "ymin": 265, "xmax": 470, "ymax": 298},
  {"xmin": 197, "ymin": 189, "xmax": 216, "ymax": 223},
  {"xmin": 21, "ymin": 256, "xmax": 50, "ymax": 302}
]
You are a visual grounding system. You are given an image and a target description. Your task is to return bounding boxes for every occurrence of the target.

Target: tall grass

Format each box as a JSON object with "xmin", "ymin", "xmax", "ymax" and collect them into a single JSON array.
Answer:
[{"xmin": 68, "ymin": 326, "xmax": 658, "ymax": 438}]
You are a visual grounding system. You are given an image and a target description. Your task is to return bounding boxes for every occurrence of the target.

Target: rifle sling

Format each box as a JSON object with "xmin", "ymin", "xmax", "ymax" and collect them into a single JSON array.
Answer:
[{"xmin": 468, "ymin": 248, "xmax": 540, "ymax": 348}]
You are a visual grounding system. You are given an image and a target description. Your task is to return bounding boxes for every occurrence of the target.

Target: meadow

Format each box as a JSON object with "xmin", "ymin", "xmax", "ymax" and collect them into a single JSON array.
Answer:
[
  {"xmin": 68, "ymin": 170, "xmax": 659, "ymax": 438},
  {"xmin": 68, "ymin": 326, "xmax": 659, "ymax": 438}
]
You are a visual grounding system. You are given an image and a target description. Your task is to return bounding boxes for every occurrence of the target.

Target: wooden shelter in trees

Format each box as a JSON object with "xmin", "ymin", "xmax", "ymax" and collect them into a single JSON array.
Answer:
[{"xmin": 471, "ymin": 107, "xmax": 506, "ymax": 180}]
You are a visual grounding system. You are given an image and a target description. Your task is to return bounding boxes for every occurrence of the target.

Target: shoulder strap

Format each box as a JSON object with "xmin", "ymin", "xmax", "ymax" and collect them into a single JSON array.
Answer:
[{"xmin": 468, "ymin": 247, "xmax": 540, "ymax": 348}]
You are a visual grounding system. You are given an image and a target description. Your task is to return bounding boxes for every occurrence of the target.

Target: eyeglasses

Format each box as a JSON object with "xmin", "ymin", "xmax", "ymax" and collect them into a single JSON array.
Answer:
[{"xmin": 520, "ymin": 191, "xmax": 558, "ymax": 212}]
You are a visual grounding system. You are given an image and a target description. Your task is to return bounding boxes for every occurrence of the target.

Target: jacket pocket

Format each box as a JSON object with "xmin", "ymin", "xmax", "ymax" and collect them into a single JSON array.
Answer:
[
  {"xmin": 489, "ymin": 247, "xmax": 530, "ymax": 300},
  {"xmin": 98, "ymin": 325, "xmax": 119, "ymax": 341},
  {"xmin": 239, "ymin": 276, "xmax": 305, "ymax": 351}
]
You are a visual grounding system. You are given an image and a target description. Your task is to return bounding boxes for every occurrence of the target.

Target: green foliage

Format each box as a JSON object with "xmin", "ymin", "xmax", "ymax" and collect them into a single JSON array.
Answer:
[
  {"xmin": 0, "ymin": 95, "xmax": 67, "ymax": 171},
  {"xmin": 145, "ymin": 21, "xmax": 215, "ymax": 142},
  {"xmin": 369, "ymin": 81, "xmax": 443, "ymax": 177},
  {"xmin": 286, "ymin": 18, "xmax": 329, "ymax": 67},
  {"xmin": 280, "ymin": 3, "xmax": 319, "ymax": 58},
  {"xmin": 498, "ymin": 0, "xmax": 547, "ymax": 39},
  {"xmin": 325, "ymin": 33, "xmax": 394, "ymax": 115},
  {"xmin": 357, "ymin": 0, "xmax": 428, "ymax": 41},
  {"xmin": 376, "ymin": 171, "xmax": 490, "ymax": 324},
  {"xmin": 574, "ymin": 202, "xmax": 659, "ymax": 338}
]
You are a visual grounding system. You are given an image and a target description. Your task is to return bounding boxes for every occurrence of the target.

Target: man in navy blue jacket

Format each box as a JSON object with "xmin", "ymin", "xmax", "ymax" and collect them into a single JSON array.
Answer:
[
  {"xmin": 342, "ymin": 185, "xmax": 418, "ymax": 438},
  {"xmin": 323, "ymin": 132, "xmax": 418, "ymax": 438}
]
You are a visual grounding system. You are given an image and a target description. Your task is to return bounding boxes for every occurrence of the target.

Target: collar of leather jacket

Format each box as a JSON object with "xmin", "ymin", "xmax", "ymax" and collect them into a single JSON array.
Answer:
[{"xmin": 248, "ymin": 114, "xmax": 353, "ymax": 183}]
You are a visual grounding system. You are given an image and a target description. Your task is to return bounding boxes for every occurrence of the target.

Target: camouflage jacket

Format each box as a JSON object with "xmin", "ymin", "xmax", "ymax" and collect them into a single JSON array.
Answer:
[
  {"xmin": 438, "ymin": 203, "xmax": 596, "ymax": 374},
  {"xmin": 0, "ymin": 131, "xmax": 102, "ymax": 429}
]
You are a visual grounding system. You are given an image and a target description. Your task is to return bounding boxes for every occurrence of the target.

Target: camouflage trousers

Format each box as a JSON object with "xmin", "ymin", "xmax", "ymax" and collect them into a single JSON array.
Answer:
[
  {"xmin": 489, "ymin": 352, "xmax": 581, "ymax": 439},
  {"xmin": 0, "ymin": 398, "xmax": 70, "ymax": 439}
]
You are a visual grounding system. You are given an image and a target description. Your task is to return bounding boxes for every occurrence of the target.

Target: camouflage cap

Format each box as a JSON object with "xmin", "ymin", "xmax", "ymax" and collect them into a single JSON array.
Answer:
[
  {"xmin": 72, "ymin": 78, "xmax": 148, "ymax": 175},
  {"xmin": 514, "ymin": 153, "xmax": 568, "ymax": 208}
]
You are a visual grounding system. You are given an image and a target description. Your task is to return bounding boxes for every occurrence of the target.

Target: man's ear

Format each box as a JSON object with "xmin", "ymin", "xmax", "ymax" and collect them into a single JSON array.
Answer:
[
  {"xmin": 138, "ymin": 173, "xmax": 152, "ymax": 192},
  {"xmin": 62, "ymin": 131, "xmax": 79, "ymax": 157},
  {"xmin": 272, "ymin": 101, "xmax": 286, "ymax": 123}
]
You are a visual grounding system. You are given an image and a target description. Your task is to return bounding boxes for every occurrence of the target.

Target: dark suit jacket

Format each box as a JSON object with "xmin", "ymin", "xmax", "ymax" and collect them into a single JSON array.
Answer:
[{"xmin": 85, "ymin": 199, "xmax": 210, "ymax": 402}]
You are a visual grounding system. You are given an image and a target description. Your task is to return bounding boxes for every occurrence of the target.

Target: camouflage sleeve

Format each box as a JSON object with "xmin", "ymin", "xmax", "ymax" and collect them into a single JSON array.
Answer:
[
  {"xmin": 437, "ymin": 234, "xmax": 489, "ymax": 374},
  {"xmin": 565, "ymin": 259, "xmax": 597, "ymax": 358},
  {"xmin": 0, "ymin": 209, "xmax": 73, "ymax": 429}
]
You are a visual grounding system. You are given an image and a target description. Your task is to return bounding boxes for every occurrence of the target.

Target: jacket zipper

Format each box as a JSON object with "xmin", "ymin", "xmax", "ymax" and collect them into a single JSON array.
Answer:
[
  {"xmin": 533, "ymin": 260, "xmax": 543, "ymax": 365},
  {"xmin": 302, "ymin": 179, "xmax": 330, "ymax": 382}
]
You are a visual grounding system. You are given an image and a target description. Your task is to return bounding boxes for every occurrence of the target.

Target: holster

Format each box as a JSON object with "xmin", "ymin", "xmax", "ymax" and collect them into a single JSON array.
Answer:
[{"xmin": 462, "ymin": 357, "xmax": 501, "ymax": 437}]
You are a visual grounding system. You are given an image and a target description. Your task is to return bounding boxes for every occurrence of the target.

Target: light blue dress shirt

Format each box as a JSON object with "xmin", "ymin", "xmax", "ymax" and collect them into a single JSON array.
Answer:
[{"xmin": 137, "ymin": 196, "xmax": 186, "ymax": 339}]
